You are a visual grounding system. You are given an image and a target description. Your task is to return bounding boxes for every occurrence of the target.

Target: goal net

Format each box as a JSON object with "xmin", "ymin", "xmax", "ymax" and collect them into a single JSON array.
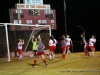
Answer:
[{"xmin": 0, "ymin": 23, "xmax": 51, "ymax": 62}]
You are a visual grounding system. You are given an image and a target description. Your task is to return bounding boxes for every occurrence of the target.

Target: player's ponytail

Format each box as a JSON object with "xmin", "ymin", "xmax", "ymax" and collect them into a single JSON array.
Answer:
[{"xmin": 50, "ymin": 35, "xmax": 55, "ymax": 44}]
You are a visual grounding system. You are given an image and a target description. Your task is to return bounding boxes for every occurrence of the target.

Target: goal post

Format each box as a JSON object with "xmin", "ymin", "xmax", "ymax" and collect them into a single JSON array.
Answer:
[{"xmin": 0, "ymin": 23, "xmax": 51, "ymax": 62}]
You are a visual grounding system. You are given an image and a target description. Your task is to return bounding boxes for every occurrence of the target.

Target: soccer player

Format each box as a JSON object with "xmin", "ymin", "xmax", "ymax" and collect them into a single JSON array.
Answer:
[
  {"xmin": 80, "ymin": 33, "xmax": 89, "ymax": 56},
  {"xmin": 30, "ymin": 37, "xmax": 38, "ymax": 58},
  {"xmin": 61, "ymin": 35, "xmax": 67, "ymax": 60},
  {"xmin": 89, "ymin": 35, "xmax": 96, "ymax": 56},
  {"xmin": 17, "ymin": 39, "xmax": 24, "ymax": 61},
  {"xmin": 49, "ymin": 35, "xmax": 57, "ymax": 60},
  {"xmin": 33, "ymin": 38, "xmax": 47, "ymax": 67},
  {"xmin": 65, "ymin": 35, "xmax": 72, "ymax": 54}
]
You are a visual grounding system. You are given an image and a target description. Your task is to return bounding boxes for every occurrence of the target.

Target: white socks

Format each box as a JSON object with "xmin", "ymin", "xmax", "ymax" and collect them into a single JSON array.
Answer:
[
  {"xmin": 49, "ymin": 53, "xmax": 55, "ymax": 60},
  {"xmin": 19, "ymin": 55, "xmax": 22, "ymax": 60},
  {"xmin": 67, "ymin": 50, "xmax": 71, "ymax": 54},
  {"xmin": 92, "ymin": 51, "xmax": 94, "ymax": 56}
]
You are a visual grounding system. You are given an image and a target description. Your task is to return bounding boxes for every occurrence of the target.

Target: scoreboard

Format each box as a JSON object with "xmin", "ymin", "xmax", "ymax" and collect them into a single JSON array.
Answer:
[{"xmin": 9, "ymin": 9, "xmax": 57, "ymax": 31}]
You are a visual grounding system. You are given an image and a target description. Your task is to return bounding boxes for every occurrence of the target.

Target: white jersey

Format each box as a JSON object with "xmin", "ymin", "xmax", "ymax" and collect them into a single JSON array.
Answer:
[
  {"xmin": 89, "ymin": 38, "xmax": 96, "ymax": 46},
  {"xmin": 65, "ymin": 38, "xmax": 71, "ymax": 45},
  {"xmin": 49, "ymin": 39, "xmax": 57, "ymax": 46},
  {"xmin": 18, "ymin": 42, "xmax": 22, "ymax": 49}
]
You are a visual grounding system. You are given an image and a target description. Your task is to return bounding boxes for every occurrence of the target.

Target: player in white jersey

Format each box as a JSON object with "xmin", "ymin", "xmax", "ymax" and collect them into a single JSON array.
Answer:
[
  {"xmin": 18, "ymin": 39, "xmax": 24, "ymax": 61},
  {"xmin": 49, "ymin": 35, "xmax": 57, "ymax": 60},
  {"xmin": 89, "ymin": 35, "xmax": 96, "ymax": 56},
  {"xmin": 65, "ymin": 35, "xmax": 72, "ymax": 54}
]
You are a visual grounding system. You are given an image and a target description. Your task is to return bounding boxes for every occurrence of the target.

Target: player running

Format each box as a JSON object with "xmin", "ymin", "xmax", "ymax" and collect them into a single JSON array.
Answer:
[
  {"xmin": 33, "ymin": 38, "xmax": 47, "ymax": 67},
  {"xmin": 80, "ymin": 33, "xmax": 89, "ymax": 56},
  {"xmin": 65, "ymin": 35, "xmax": 73, "ymax": 54},
  {"xmin": 61, "ymin": 35, "xmax": 67, "ymax": 60},
  {"xmin": 49, "ymin": 35, "xmax": 57, "ymax": 60},
  {"xmin": 17, "ymin": 39, "xmax": 24, "ymax": 61},
  {"xmin": 89, "ymin": 35, "xmax": 96, "ymax": 56}
]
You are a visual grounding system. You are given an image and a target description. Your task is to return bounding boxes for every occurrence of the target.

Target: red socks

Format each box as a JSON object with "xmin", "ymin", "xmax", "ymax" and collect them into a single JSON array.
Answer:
[
  {"xmin": 43, "ymin": 59, "xmax": 46, "ymax": 64},
  {"xmin": 62, "ymin": 54, "xmax": 66, "ymax": 59},
  {"xmin": 34, "ymin": 59, "xmax": 37, "ymax": 66}
]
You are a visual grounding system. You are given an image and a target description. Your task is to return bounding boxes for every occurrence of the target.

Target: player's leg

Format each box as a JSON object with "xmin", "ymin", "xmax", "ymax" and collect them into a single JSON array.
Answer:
[
  {"xmin": 85, "ymin": 45, "xmax": 89, "ymax": 56},
  {"xmin": 67, "ymin": 45, "xmax": 71, "ymax": 54},
  {"xmin": 89, "ymin": 46, "xmax": 95, "ymax": 56},
  {"xmin": 33, "ymin": 54, "xmax": 38, "ymax": 67},
  {"xmin": 18, "ymin": 49, "xmax": 23, "ymax": 60},
  {"xmin": 61, "ymin": 47, "xmax": 66, "ymax": 59},
  {"xmin": 49, "ymin": 46, "xmax": 53, "ymax": 60},
  {"xmin": 41, "ymin": 53, "xmax": 48, "ymax": 67},
  {"xmin": 52, "ymin": 46, "xmax": 56, "ymax": 59},
  {"xmin": 29, "ymin": 50, "xmax": 34, "ymax": 58},
  {"xmin": 84, "ymin": 48, "xmax": 89, "ymax": 56},
  {"xmin": 91, "ymin": 47, "xmax": 95, "ymax": 56}
]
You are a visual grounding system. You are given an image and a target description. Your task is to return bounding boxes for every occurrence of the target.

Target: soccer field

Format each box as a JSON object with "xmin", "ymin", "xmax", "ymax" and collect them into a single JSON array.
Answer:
[{"xmin": 0, "ymin": 52, "xmax": 100, "ymax": 75}]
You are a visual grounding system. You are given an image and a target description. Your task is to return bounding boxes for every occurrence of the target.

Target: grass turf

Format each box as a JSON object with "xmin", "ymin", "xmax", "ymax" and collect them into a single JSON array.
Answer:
[{"xmin": 0, "ymin": 51, "xmax": 100, "ymax": 75}]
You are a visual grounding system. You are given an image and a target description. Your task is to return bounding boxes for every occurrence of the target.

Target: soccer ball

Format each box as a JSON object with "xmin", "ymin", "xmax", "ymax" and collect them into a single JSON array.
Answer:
[
  {"xmin": 29, "ymin": 54, "xmax": 33, "ymax": 58},
  {"xmin": 36, "ymin": 24, "xmax": 39, "ymax": 27}
]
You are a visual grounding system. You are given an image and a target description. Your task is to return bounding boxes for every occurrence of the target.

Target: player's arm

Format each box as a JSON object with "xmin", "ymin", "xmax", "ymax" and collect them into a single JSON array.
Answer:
[
  {"xmin": 42, "ymin": 44, "xmax": 45, "ymax": 49},
  {"xmin": 21, "ymin": 39, "xmax": 24, "ymax": 44},
  {"xmin": 70, "ymin": 40, "xmax": 73, "ymax": 46},
  {"xmin": 32, "ymin": 38, "xmax": 34, "ymax": 42},
  {"xmin": 80, "ymin": 41, "xmax": 84, "ymax": 44},
  {"xmin": 55, "ymin": 39, "xmax": 58, "ymax": 44}
]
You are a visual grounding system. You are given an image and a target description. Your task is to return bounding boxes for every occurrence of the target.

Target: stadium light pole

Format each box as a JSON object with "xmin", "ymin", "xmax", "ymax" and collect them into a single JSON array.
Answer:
[
  {"xmin": 63, "ymin": 0, "xmax": 67, "ymax": 35},
  {"xmin": 77, "ymin": 26, "xmax": 85, "ymax": 37}
]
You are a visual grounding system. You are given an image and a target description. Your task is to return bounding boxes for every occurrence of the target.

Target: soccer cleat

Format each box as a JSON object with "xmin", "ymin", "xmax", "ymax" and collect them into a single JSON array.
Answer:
[
  {"xmin": 33, "ymin": 65, "xmax": 36, "ymax": 68},
  {"xmin": 45, "ymin": 64, "xmax": 48, "ymax": 67}
]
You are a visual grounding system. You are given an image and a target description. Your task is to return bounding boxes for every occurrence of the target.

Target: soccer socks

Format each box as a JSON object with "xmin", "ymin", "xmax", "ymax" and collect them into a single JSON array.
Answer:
[
  {"xmin": 92, "ymin": 51, "xmax": 94, "ymax": 56},
  {"xmin": 62, "ymin": 54, "xmax": 65, "ymax": 59},
  {"xmin": 43, "ymin": 59, "xmax": 47, "ymax": 64},
  {"xmin": 52, "ymin": 54, "xmax": 55, "ymax": 59},
  {"xmin": 49, "ymin": 55, "xmax": 52, "ymax": 60},
  {"xmin": 67, "ymin": 50, "xmax": 71, "ymax": 54},
  {"xmin": 34, "ymin": 59, "xmax": 37, "ymax": 66},
  {"xmin": 19, "ymin": 55, "xmax": 22, "ymax": 60}
]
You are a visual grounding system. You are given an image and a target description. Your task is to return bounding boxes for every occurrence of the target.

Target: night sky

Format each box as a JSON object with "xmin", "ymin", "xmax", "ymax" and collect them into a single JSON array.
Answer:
[{"xmin": 0, "ymin": 0, "xmax": 100, "ymax": 41}]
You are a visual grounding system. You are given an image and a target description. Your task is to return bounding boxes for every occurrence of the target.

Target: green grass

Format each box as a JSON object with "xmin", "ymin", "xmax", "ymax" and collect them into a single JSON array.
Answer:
[{"xmin": 0, "ymin": 51, "xmax": 100, "ymax": 75}]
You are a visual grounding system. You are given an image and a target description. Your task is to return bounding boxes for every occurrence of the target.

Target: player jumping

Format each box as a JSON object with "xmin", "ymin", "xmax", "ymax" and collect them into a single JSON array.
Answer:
[
  {"xmin": 30, "ymin": 37, "xmax": 38, "ymax": 58},
  {"xmin": 17, "ymin": 39, "xmax": 24, "ymax": 61},
  {"xmin": 89, "ymin": 35, "xmax": 96, "ymax": 56}
]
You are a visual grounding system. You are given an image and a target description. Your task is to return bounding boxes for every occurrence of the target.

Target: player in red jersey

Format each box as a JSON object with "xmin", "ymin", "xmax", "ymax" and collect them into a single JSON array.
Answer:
[
  {"xmin": 80, "ymin": 33, "xmax": 89, "ymax": 56},
  {"xmin": 49, "ymin": 35, "xmax": 57, "ymax": 60},
  {"xmin": 33, "ymin": 38, "xmax": 47, "ymax": 67},
  {"xmin": 89, "ymin": 35, "xmax": 96, "ymax": 56},
  {"xmin": 61, "ymin": 35, "xmax": 67, "ymax": 60},
  {"xmin": 17, "ymin": 39, "xmax": 24, "ymax": 61}
]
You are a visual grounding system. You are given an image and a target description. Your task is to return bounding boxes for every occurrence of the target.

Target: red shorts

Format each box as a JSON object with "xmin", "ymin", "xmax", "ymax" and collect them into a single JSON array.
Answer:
[
  {"xmin": 61, "ymin": 46, "xmax": 66, "ymax": 51},
  {"xmin": 84, "ymin": 44, "xmax": 88, "ymax": 48},
  {"xmin": 49, "ymin": 46, "xmax": 56, "ymax": 51},
  {"xmin": 66, "ymin": 45, "xmax": 70, "ymax": 48},
  {"xmin": 18, "ymin": 49, "xmax": 23, "ymax": 54},
  {"xmin": 89, "ymin": 46, "xmax": 95, "ymax": 49},
  {"xmin": 37, "ymin": 51, "xmax": 44, "ymax": 55}
]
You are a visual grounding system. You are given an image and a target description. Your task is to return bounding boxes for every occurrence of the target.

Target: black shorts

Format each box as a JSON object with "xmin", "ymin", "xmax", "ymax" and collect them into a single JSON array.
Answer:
[{"xmin": 33, "ymin": 50, "xmax": 37, "ymax": 56}]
